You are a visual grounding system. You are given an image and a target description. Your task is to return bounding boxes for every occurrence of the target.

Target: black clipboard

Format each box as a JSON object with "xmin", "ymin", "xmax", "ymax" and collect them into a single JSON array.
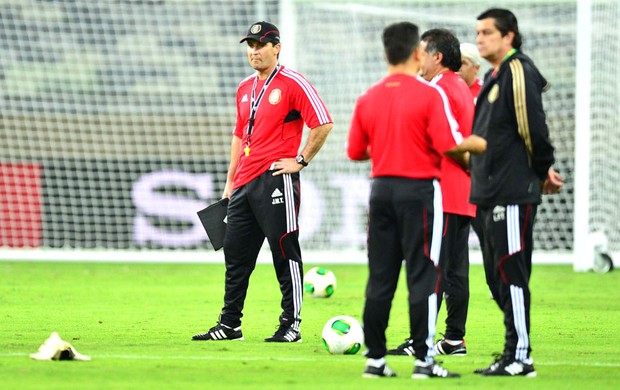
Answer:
[{"xmin": 197, "ymin": 198, "xmax": 229, "ymax": 250}]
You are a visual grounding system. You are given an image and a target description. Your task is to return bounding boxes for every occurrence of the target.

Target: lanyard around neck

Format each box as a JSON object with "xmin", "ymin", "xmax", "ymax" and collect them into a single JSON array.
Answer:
[
  {"xmin": 244, "ymin": 64, "xmax": 280, "ymax": 156},
  {"xmin": 502, "ymin": 48, "xmax": 517, "ymax": 63},
  {"xmin": 492, "ymin": 48, "xmax": 517, "ymax": 77}
]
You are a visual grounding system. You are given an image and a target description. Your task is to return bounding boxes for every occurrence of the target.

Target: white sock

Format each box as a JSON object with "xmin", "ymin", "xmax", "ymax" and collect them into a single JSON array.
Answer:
[
  {"xmin": 220, "ymin": 323, "xmax": 241, "ymax": 331},
  {"xmin": 445, "ymin": 339, "xmax": 463, "ymax": 345}
]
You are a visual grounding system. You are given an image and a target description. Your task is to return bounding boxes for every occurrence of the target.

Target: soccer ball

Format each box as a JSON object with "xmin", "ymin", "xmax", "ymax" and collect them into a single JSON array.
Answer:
[
  {"xmin": 304, "ymin": 266, "xmax": 336, "ymax": 298},
  {"xmin": 321, "ymin": 315, "xmax": 364, "ymax": 355}
]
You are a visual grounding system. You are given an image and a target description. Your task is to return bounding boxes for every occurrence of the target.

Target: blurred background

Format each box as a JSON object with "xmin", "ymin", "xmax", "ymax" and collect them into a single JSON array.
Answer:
[{"xmin": 0, "ymin": 0, "xmax": 617, "ymax": 268}]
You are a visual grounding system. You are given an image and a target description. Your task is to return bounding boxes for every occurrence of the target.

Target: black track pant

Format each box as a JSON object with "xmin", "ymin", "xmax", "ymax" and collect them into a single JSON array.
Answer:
[
  {"xmin": 219, "ymin": 170, "xmax": 303, "ymax": 331},
  {"xmin": 436, "ymin": 213, "xmax": 471, "ymax": 341},
  {"xmin": 363, "ymin": 177, "xmax": 442, "ymax": 363},
  {"xmin": 479, "ymin": 204, "xmax": 536, "ymax": 361}
]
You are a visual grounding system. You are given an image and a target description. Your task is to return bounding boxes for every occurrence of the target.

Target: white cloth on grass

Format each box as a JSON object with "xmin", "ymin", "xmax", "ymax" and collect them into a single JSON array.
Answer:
[{"xmin": 30, "ymin": 332, "xmax": 91, "ymax": 361}]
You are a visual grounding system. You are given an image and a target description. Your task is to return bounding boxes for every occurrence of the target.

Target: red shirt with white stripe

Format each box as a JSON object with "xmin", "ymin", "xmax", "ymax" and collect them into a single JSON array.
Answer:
[
  {"xmin": 469, "ymin": 78, "xmax": 483, "ymax": 102},
  {"xmin": 432, "ymin": 71, "xmax": 476, "ymax": 217},
  {"xmin": 233, "ymin": 65, "xmax": 332, "ymax": 189},
  {"xmin": 347, "ymin": 73, "xmax": 462, "ymax": 179}
]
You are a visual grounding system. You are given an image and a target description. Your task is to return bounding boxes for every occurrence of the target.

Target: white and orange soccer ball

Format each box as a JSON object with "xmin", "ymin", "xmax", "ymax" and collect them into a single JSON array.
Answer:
[
  {"xmin": 303, "ymin": 266, "xmax": 337, "ymax": 298},
  {"xmin": 321, "ymin": 315, "xmax": 364, "ymax": 355}
]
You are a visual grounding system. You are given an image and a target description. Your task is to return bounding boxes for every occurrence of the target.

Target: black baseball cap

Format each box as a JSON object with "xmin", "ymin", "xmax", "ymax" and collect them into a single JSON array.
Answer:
[{"xmin": 240, "ymin": 21, "xmax": 280, "ymax": 44}]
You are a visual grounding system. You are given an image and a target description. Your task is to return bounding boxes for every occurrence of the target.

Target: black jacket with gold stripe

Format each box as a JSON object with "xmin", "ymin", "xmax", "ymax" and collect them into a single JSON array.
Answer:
[{"xmin": 469, "ymin": 50, "xmax": 555, "ymax": 207}]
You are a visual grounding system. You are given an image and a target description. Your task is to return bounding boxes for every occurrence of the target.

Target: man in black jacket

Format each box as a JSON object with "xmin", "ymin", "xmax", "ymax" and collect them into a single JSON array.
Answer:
[{"xmin": 470, "ymin": 8, "xmax": 563, "ymax": 377}]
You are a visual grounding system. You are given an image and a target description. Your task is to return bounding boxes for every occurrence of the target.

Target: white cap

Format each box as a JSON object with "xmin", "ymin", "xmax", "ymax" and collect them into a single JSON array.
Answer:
[{"xmin": 460, "ymin": 43, "xmax": 481, "ymax": 66}]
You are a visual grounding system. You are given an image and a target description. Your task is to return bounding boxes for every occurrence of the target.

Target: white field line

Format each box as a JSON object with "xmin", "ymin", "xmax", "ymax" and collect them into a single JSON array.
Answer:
[{"xmin": 2, "ymin": 352, "xmax": 620, "ymax": 367}]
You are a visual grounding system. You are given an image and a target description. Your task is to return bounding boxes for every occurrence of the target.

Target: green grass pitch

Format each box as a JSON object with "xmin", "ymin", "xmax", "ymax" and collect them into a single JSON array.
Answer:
[{"xmin": 1, "ymin": 260, "xmax": 619, "ymax": 389}]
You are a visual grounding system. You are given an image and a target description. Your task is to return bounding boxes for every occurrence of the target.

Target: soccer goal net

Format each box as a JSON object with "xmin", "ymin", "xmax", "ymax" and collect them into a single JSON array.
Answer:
[{"xmin": 0, "ymin": 0, "xmax": 617, "ymax": 269}]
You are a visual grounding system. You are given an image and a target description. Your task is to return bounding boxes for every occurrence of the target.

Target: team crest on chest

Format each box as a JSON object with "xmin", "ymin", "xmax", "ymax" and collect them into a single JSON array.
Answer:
[
  {"xmin": 488, "ymin": 84, "xmax": 499, "ymax": 103},
  {"xmin": 269, "ymin": 88, "xmax": 282, "ymax": 104}
]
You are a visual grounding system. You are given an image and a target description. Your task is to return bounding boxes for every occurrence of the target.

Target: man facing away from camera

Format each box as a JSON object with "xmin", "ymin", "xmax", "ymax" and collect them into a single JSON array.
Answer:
[
  {"xmin": 470, "ymin": 8, "xmax": 563, "ymax": 377},
  {"xmin": 387, "ymin": 28, "xmax": 476, "ymax": 359},
  {"xmin": 192, "ymin": 21, "xmax": 333, "ymax": 343},
  {"xmin": 347, "ymin": 21, "xmax": 486, "ymax": 379}
]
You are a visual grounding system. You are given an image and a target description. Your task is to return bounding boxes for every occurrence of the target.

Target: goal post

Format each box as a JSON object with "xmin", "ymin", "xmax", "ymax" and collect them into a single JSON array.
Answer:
[
  {"xmin": 572, "ymin": 0, "xmax": 620, "ymax": 271},
  {"xmin": 0, "ymin": 0, "xmax": 617, "ymax": 270},
  {"xmin": 573, "ymin": 0, "xmax": 593, "ymax": 271}
]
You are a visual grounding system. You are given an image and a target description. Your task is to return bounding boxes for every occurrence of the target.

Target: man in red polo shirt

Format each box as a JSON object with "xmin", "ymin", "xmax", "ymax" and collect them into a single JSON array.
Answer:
[
  {"xmin": 193, "ymin": 21, "xmax": 333, "ymax": 343},
  {"xmin": 420, "ymin": 28, "xmax": 475, "ymax": 357},
  {"xmin": 347, "ymin": 21, "xmax": 485, "ymax": 379}
]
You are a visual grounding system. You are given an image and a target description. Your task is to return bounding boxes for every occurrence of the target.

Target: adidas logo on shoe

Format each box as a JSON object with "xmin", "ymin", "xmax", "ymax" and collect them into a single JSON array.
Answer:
[
  {"xmin": 412, "ymin": 359, "xmax": 460, "ymax": 379},
  {"xmin": 387, "ymin": 338, "xmax": 415, "ymax": 356},
  {"xmin": 476, "ymin": 355, "xmax": 537, "ymax": 377},
  {"xmin": 435, "ymin": 338, "xmax": 467, "ymax": 356},
  {"xmin": 264, "ymin": 323, "xmax": 302, "ymax": 342},
  {"xmin": 362, "ymin": 364, "xmax": 397, "ymax": 378},
  {"xmin": 192, "ymin": 323, "xmax": 243, "ymax": 341}
]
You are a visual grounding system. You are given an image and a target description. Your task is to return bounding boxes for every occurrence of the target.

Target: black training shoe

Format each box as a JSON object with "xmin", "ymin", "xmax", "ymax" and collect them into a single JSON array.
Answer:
[
  {"xmin": 264, "ymin": 323, "xmax": 302, "ymax": 342},
  {"xmin": 434, "ymin": 338, "xmax": 467, "ymax": 356},
  {"xmin": 478, "ymin": 356, "xmax": 537, "ymax": 377},
  {"xmin": 386, "ymin": 338, "xmax": 415, "ymax": 356},
  {"xmin": 412, "ymin": 359, "xmax": 461, "ymax": 379},
  {"xmin": 362, "ymin": 364, "xmax": 397, "ymax": 378},
  {"xmin": 474, "ymin": 352, "xmax": 504, "ymax": 374},
  {"xmin": 192, "ymin": 323, "xmax": 243, "ymax": 341}
]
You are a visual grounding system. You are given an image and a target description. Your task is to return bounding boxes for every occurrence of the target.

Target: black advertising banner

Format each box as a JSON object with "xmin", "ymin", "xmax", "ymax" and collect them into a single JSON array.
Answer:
[{"xmin": 41, "ymin": 158, "xmax": 229, "ymax": 249}]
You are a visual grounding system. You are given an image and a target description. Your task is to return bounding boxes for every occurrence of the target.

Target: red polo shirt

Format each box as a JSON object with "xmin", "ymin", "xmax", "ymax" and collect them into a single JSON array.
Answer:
[
  {"xmin": 347, "ymin": 73, "xmax": 461, "ymax": 180},
  {"xmin": 432, "ymin": 71, "xmax": 476, "ymax": 217},
  {"xmin": 469, "ymin": 78, "xmax": 483, "ymax": 102},
  {"xmin": 233, "ymin": 66, "xmax": 332, "ymax": 189}
]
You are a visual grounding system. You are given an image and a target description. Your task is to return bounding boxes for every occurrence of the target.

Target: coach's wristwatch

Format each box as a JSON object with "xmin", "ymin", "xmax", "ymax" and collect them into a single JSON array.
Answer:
[{"xmin": 295, "ymin": 154, "xmax": 308, "ymax": 167}]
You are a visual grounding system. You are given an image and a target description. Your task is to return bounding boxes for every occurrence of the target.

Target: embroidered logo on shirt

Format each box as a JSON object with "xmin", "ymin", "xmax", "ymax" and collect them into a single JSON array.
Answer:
[
  {"xmin": 269, "ymin": 89, "xmax": 282, "ymax": 105},
  {"xmin": 488, "ymin": 84, "xmax": 499, "ymax": 103},
  {"xmin": 241, "ymin": 94, "xmax": 248, "ymax": 103}
]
